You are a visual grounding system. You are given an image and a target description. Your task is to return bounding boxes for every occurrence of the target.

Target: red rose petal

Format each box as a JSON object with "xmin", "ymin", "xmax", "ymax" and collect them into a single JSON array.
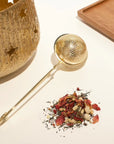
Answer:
[
  {"xmin": 92, "ymin": 104, "xmax": 101, "ymax": 111},
  {"xmin": 77, "ymin": 87, "xmax": 80, "ymax": 91},
  {"xmin": 68, "ymin": 102, "xmax": 75, "ymax": 109},
  {"xmin": 92, "ymin": 115, "xmax": 99, "ymax": 124},
  {"xmin": 74, "ymin": 116, "xmax": 84, "ymax": 122},
  {"xmin": 55, "ymin": 104, "xmax": 60, "ymax": 110},
  {"xmin": 61, "ymin": 112, "xmax": 67, "ymax": 117},
  {"xmin": 85, "ymin": 99, "xmax": 92, "ymax": 106},
  {"xmin": 55, "ymin": 115, "xmax": 65, "ymax": 126},
  {"xmin": 67, "ymin": 123, "xmax": 74, "ymax": 127},
  {"xmin": 75, "ymin": 99, "xmax": 82, "ymax": 103},
  {"xmin": 53, "ymin": 109, "xmax": 57, "ymax": 114},
  {"xmin": 59, "ymin": 94, "xmax": 68, "ymax": 102}
]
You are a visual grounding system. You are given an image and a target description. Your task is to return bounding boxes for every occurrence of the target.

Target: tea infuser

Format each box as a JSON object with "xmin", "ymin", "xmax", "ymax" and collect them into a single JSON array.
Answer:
[{"xmin": 0, "ymin": 34, "xmax": 88, "ymax": 126}]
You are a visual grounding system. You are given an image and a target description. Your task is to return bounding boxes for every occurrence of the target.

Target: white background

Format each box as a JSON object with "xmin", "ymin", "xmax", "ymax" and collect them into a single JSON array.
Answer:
[{"xmin": 0, "ymin": 0, "xmax": 114, "ymax": 144}]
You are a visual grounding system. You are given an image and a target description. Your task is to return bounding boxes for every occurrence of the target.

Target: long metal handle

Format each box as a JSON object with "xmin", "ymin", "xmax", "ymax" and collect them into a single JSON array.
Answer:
[{"xmin": 0, "ymin": 63, "xmax": 60, "ymax": 126}]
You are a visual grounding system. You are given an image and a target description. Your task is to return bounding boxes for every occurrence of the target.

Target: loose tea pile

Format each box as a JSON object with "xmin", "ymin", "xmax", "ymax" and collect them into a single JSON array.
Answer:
[{"xmin": 43, "ymin": 88, "xmax": 101, "ymax": 130}]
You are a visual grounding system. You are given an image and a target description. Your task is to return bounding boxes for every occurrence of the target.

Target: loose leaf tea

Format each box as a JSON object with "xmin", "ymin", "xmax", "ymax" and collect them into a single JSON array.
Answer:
[{"xmin": 43, "ymin": 88, "xmax": 101, "ymax": 131}]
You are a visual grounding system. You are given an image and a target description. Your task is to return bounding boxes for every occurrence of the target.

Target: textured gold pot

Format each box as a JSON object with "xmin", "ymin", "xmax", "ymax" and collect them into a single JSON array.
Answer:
[{"xmin": 0, "ymin": 0, "xmax": 40, "ymax": 78}]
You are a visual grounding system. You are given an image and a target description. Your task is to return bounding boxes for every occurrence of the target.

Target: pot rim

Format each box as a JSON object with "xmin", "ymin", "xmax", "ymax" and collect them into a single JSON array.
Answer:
[{"xmin": 0, "ymin": 0, "xmax": 30, "ymax": 13}]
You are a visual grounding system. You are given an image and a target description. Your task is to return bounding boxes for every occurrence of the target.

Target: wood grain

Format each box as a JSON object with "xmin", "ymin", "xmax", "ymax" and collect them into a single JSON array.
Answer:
[{"xmin": 78, "ymin": 0, "xmax": 114, "ymax": 41}]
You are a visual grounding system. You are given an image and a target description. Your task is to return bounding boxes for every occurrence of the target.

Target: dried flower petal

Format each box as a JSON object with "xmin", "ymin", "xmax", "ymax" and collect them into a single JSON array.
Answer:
[
  {"xmin": 77, "ymin": 87, "xmax": 80, "ymax": 91},
  {"xmin": 59, "ymin": 94, "xmax": 69, "ymax": 102},
  {"xmin": 74, "ymin": 116, "xmax": 84, "ymax": 122},
  {"xmin": 85, "ymin": 99, "xmax": 92, "ymax": 106},
  {"xmin": 92, "ymin": 104, "xmax": 101, "ymax": 111},
  {"xmin": 55, "ymin": 104, "xmax": 61, "ymax": 110},
  {"xmin": 53, "ymin": 109, "xmax": 57, "ymax": 114},
  {"xmin": 92, "ymin": 115, "xmax": 99, "ymax": 124},
  {"xmin": 55, "ymin": 115, "xmax": 65, "ymax": 126},
  {"xmin": 67, "ymin": 123, "xmax": 74, "ymax": 127}
]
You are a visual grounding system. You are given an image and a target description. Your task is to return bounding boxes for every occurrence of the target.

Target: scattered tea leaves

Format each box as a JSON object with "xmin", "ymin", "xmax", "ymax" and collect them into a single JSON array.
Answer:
[{"xmin": 43, "ymin": 88, "xmax": 101, "ymax": 133}]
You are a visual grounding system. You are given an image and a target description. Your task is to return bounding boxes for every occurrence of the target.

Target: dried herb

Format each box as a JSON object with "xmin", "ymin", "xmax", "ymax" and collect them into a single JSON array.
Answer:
[{"xmin": 43, "ymin": 88, "xmax": 101, "ymax": 131}]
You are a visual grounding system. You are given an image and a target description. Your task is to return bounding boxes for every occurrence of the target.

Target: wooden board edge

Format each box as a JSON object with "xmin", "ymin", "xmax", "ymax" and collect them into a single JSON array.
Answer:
[
  {"xmin": 78, "ymin": 0, "xmax": 105, "ymax": 14},
  {"xmin": 77, "ymin": 0, "xmax": 114, "ymax": 41}
]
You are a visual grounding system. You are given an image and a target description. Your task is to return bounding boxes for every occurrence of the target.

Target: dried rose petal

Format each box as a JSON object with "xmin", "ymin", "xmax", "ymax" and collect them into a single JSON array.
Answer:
[
  {"xmin": 61, "ymin": 111, "xmax": 67, "ymax": 117},
  {"xmin": 52, "ymin": 123, "xmax": 55, "ymax": 128},
  {"xmin": 67, "ymin": 123, "xmax": 74, "ymax": 127},
  {"xmin": 55, "ymin": 115, "xmax": 65, "ymax": 126},
  {"xmin": 92, "ymin": 115, "xmax": 99, "ymax": 124},
  {"xmin": 53, "ymin": 109, "xmax": 57, "ymax": 114},
  {"xmin": 55, "ymin": 103, "xmax": 61, "ymax": 110},
  {"xmin": 59, "ymin": 100, "xmax": 67, "ymax": 107},
  {"xmin": 77, "ymin": 87, "xmax": 80, "ymax": 91},
  {"xmin": 85, "ymin": 99, "xmax": 92, "ymax": 106},
  {"xmin": 55, "ymin": 104, "xmax": 59, "ymax": 109},
  {"xmin": 68, "ymin": 102, "xmax": 75, "ymax": 109},
  {"xmin": 75, "ymin": 99, "xmax": 82, "ymax": 103},
  {"xmin": 74, "ymin": 116, "xmax": 84, "ymax": 122},
  {"xmin": 66, "ymin": 110, "xmax": 74, "ymax": 117},
  {"xmin": 59, "ymin": 94, "xmax": 68, "ymax": 102},
  {"xmin": 92, "ymin": 104, "xmax": 101, "ymax": 111}
]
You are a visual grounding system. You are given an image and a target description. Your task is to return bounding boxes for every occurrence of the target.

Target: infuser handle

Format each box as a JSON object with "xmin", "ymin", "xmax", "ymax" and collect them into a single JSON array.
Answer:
[{"xmin": 0, "ymin": 62, "xmax": 60, "ymax": 126}]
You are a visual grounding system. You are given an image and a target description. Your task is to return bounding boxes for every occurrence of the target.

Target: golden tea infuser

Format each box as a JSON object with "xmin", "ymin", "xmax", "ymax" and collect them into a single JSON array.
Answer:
[{"xmin": 0, "ymin": 34, "xmax": 88, "ymax": 126}]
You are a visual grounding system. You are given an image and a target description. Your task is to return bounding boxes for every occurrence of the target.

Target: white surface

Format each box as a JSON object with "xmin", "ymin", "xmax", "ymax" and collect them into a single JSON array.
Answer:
[{"xmin": 0, "ymin": 0, "xmax": 114, "ymax": 144}]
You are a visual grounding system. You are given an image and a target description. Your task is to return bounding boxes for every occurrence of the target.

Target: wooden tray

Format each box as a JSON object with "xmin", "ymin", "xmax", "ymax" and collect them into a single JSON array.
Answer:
[{"xmin": 78, "ymin": 0, "xmax": 114, "ymax": 41}]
